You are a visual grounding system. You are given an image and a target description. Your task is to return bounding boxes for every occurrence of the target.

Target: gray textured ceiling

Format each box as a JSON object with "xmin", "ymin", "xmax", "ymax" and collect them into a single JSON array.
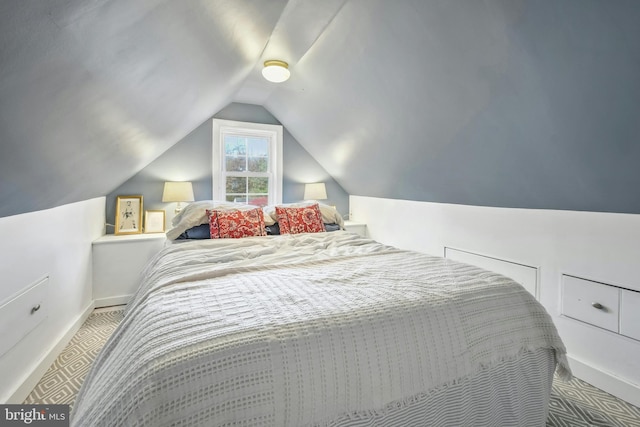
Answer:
[
  {"xmin": 0, "ymin": 0, "xmax": 291, "ymax": 217},
  {"xmin": 1, "ymin": 0, "xmax": 639, "ymax": 218}
]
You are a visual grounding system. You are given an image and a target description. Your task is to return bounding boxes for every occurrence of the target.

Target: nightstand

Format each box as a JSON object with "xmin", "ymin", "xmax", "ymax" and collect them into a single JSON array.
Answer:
[
  {"xmin": 92, "ymin": 233, "xmax": 166, "ymax": 307},
  {"xmin": 343, "ymin": 220, "xmax": 367, "ymax": 237}
]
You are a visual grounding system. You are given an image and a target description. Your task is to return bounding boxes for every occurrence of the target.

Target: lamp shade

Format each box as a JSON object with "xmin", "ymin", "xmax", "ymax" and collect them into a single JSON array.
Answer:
[
  {"xmin": 262, "ymin": 60, "xmax": 290, "ymax": 83},
  {"xmin": 162, "ymin": 182, "xmax": 195, "ymax": 202},
  {"xmin": 303, "ymin": 182, "xmax": 327, "ymax": 200}
]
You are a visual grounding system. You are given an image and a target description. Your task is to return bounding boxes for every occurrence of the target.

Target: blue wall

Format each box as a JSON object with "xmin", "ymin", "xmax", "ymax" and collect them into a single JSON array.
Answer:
[
  {"xmin": 421, "ymin": 0, "xmax": 640, "ymax": 212},
  {"xmin": 106, "ymin": 103, "xmax": 348, "ymax": 232},
  {"xmin": 4, "ymin": 1, "xmax": 639, "ymax": 220},
  {"xmin": 266, "ymin": 0, "xmax": 640, "ymax": 215}
]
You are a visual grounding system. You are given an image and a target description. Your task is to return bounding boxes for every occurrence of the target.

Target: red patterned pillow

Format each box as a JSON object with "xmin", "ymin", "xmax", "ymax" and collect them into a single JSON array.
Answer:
[
  {"xmin": 275, "ymin": 204, "xmax": 326, "ymax": 234},
  {"xmin": 207, "ymin": 208, "xmax": 267, "ymax": 239}
]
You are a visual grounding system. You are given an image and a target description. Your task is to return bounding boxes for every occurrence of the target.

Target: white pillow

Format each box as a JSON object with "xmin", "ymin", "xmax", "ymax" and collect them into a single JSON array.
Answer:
[
  {"xmin": 264, "ymin": 202, "xmax": 344, "ymax": 228},
  {"xmin": 166, "ymin": 200, "xmax": 276, "ymax": 240}
]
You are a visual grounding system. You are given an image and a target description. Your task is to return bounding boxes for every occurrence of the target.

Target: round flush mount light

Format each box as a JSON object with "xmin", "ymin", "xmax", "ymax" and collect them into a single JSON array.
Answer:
[{"xmin": 262, "ymin": 60, "xmax": 290, "ymax": 83}]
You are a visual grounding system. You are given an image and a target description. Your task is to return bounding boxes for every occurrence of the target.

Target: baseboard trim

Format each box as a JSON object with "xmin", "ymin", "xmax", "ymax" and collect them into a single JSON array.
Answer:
[
  {"xmin": 7, "ymin": 302, "xmax": 95, "ymax": 403},
  {"xmin": 568, "ymin": 354, "xmax": 640, "ymax": 407},
  {"xmin": 95, "ymin": 294, "xmax": 132, "ymax": 308}
]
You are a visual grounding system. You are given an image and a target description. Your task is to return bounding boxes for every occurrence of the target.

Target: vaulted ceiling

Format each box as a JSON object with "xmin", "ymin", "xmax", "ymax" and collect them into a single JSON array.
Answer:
[{"xmin": 1, "ymin": 0, "xmax": 639, "ymax": 218}]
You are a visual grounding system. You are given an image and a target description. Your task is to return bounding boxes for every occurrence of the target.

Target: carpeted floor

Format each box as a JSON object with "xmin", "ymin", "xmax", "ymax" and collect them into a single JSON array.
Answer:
[
  {"xmin": 547, "ymin": 376, "xmax": 640, "ymax": 427},
  {"xmin": 23, "ymin": 306, "xmax": 125, "ymax": 411},
  {"xmin": 24, "ymin": 307, "xmax": 640, "ymax": 426}
]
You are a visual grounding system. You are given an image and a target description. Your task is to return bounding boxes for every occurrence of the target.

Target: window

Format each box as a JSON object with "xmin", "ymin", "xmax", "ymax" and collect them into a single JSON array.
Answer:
[{"xmin": 212, "ymin": 119, "xmax": 283, "ymax": 206}]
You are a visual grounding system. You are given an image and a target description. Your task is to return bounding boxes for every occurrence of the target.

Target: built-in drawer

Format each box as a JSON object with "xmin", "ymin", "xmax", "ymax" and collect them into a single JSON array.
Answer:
[
  {"xmin": 620, "ymin": 289, "xmax": 640, "ymax": 341},
  {"xmin": 444, "ymin": 247, "xmax": 538, "ymax": 298},
  {"xmin": 0, "ymin": 276, "xmax": 49, "ymax": 357},
  {"xmin": 561, "ymin": 275, "xmax": 619, "ymax": 333}
]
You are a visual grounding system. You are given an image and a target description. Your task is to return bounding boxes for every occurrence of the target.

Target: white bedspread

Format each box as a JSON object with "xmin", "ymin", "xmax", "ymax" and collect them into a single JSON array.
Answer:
[{"xmin": 72, "ymin": 232, "xmax": 570, "ymax": 426}]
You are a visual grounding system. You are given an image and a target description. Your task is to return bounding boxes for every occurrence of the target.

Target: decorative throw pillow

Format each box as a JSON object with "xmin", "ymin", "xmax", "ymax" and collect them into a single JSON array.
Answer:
[
  {"xmin": 275, "ymin": 203, "xmax": 326, "ymax": 234},
  {"xmin": 207, "ymin": 208, "xmax": 267, "ymax": 239}
]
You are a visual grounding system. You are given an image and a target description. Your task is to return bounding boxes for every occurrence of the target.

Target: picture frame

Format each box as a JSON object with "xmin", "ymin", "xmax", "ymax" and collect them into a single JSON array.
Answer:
[
  {"xmin": 144, "ymin": 210, "xmax": 166, "ymax": 233},
  {"xmin": 115, "ymin": 195, "xmax": 143, "ymax": 235}
]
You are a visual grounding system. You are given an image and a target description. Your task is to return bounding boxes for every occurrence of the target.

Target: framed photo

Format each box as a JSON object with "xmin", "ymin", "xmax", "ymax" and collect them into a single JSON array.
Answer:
[
  {"xmin": 115, "ymin": 195, "xmax": 143, "ymax": 235},
  {"xmin": 144, "ymin": 210, "xmax": 166, "ymax": 233}
]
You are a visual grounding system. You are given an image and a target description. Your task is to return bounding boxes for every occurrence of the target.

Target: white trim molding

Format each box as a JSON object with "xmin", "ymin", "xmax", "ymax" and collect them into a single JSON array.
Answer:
[{"xmin": 212, "ymin": 119, "xmax": 283, "ymax": 205}]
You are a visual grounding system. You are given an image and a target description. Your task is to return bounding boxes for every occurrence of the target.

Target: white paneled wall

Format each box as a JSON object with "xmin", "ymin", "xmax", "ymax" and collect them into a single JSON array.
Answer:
[
  {"xmin": 0, "ymin": 197, "xmax": 105, "ymax": 403},
  {"xmin": 350, "ymin": 195, "xmax": 640, "ymax": 406}
]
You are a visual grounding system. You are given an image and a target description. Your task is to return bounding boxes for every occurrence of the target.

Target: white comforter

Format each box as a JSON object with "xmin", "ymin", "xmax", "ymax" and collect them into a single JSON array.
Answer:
[{"xmin": 72, "ymin": 232, "xmax": 570, "ymax": 426}]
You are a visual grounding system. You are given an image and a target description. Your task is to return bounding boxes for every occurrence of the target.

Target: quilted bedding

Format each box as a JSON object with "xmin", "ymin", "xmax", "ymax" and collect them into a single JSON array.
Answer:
[{"xmin": 72, "ymin": 232, "xmax": 570, "ymax": 426}]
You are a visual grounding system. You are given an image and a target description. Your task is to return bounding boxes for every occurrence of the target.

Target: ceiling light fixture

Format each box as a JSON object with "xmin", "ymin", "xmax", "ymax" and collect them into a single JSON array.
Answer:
[{"xmin": 262, "ymin": 60, "xmax": 290, "ymax": 83}]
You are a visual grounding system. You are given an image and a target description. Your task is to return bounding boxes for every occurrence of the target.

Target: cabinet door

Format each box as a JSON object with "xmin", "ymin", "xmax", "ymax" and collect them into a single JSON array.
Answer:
[
  {"xmin": 445, "ymin": 248, "xmax": 537, "ymax": 298},
  {"xmin": 93, "ymin": 237, "xmax": 165, "ymax": 305},
  {"xmin": 620, "ymin": 289, "xmax": 640, "ymax": 341},
  {"xmin": 561, "ymin": 275, "xmax": 619, "ymax": 333},
  {"xmin": 343, "ymin": 222, "xmax": 367, "ymax": 237}
]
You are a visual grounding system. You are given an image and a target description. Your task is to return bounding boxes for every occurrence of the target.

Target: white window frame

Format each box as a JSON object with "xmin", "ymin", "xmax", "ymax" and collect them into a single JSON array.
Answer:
[{"xmin": 212, "ymin": 119, "xmax": 283, "ymax": 205}]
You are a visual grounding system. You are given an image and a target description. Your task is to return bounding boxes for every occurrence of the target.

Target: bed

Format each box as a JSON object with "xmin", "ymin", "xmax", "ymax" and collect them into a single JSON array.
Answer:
[{"xmin": 72, "ymin": 202, "xmax": 570, "ymax": 426}]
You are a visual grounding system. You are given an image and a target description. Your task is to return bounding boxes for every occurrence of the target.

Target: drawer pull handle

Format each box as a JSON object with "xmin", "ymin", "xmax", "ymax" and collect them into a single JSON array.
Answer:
[
  {"xmin": 591, "ymin": 302, "xmax": 604, "ymax": 310},
  {"xmin": 31, "ymin": 304, "xmax": 41, "ymax": 314}
]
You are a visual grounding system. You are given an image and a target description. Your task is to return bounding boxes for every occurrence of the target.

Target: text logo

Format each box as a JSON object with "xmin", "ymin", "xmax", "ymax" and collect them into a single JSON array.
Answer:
[{"xmin": 0, "ymin": 405, "xmax": 69, "ymax": 427}]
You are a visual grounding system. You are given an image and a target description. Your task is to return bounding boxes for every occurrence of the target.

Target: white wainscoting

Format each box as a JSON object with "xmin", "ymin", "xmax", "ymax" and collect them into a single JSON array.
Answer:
[
  {"xmin": 350, "ymin": 195, "xmax": 640, "ymax": 407},
  {"xmin": 0, "ymin": 197, "xmax": 105, "ymax": 403},
  {"xmin": 444, "ymin": 247, "xmax": 538, "ymax": 299},
  {"xmin": 0, "ymin": 276, "xmax": 50, "ymax": 358}
]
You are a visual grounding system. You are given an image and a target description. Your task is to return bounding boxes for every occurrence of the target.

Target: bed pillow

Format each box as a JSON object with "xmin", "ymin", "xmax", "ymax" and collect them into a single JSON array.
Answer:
[
  {"xmin": 166, "ymin": 200, "xmax": 275, "ymax": 240},
  {"xmin": 175, "ymin": 223, "xmax": 211, "ymax": 240},
  {"xmin": 264, "ymin": 202, "xmax": 344, "ymax": 228},
  {"xmin": 275, "ymin": 203, "xmax": 326, "ymax": 234},
  {"xmin": 265, "ymin": 223, "xmax": 341, "ymax": 235},
  {"xmin": 265, "ymin": 223, "xmax": 280, "ymax": 235},
  {"xmin": 207, "ymin": 208, "xmax": 267, "ymax": 239},
  {"xmin": 324, "ymin": 223, "xmax": 341, "ymax": 232}
]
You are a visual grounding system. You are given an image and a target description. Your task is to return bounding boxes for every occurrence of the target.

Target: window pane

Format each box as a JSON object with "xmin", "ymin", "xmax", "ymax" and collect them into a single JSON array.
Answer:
[
  {"xmin": 226, "ymin": 176, "xmax": 246, "ymax": 194},
  {"xmin": 247, "ymin": 137, "xmax": 269, "ymax": 172},
  {"xmin": 248, "ymin": 177, "xmax": 269, "ymax": 194},
  {"xmin": 248, "ymin": 157, "xmax": 268, "ymax": 172},
  {"xmin": 226, "ymin": 157, "xmax": 246, "ymax": 172},
  {"xmin": 225, "ymin": 136, "xmax": 246, "ymax": 171}
]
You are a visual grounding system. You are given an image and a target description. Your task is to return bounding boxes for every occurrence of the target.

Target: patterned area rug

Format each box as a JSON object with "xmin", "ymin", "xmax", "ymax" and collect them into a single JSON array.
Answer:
[
  {"xmin": 23, "ymin": 307, "xmax": 125, "ymax": 410},
  {"xmin": 24, "ymin": 307, "xmax": 640, "ymax": 426},
  {"xmin": 547, "ymin": 375, "xmax": 640, "ymax": 427}
]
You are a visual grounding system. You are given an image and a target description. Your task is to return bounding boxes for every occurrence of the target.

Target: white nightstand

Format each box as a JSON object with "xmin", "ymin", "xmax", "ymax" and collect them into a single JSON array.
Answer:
[
  {"xmin": 92, "ymin": 233, "xmax": 166, "ymax": 307},
  {"xmin": 343, "ymin": 220, "xmax": 367, "ymax": 238}
]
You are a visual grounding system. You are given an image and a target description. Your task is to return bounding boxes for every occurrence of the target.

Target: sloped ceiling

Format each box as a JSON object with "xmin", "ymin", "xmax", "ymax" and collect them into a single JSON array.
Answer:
[
  {"xmin": 1, "ymin": 0, "xmax": 640, "ymax": 218},
  {"xmin": 265, "ymin": 0, "xmax": 640, "ymax": 213},
  {"xmin": 0, "ymin": 0, "xmax": 290, "ymax": 217}
]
